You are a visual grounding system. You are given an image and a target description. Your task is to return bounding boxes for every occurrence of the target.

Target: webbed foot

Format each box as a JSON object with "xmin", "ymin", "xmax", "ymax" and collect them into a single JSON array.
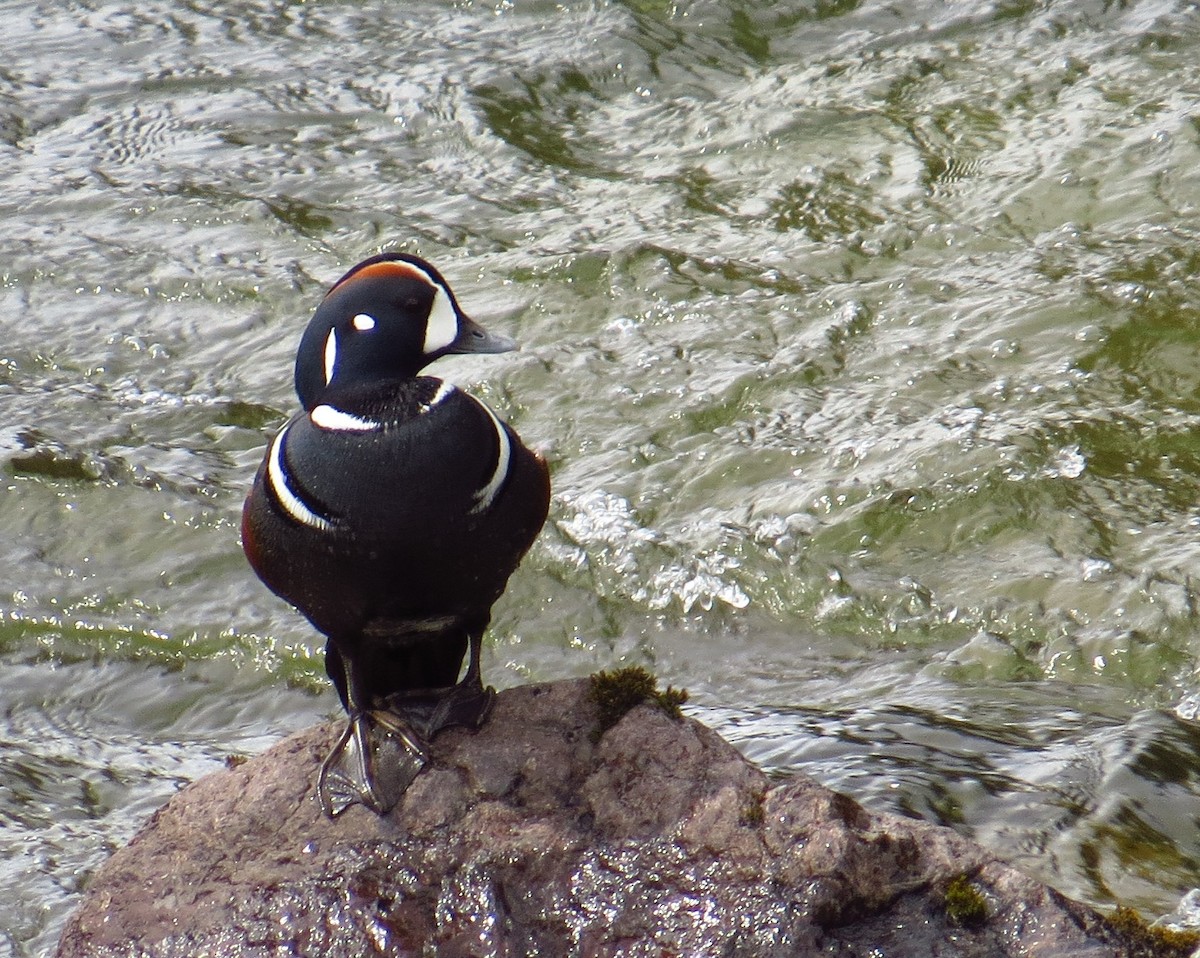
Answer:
[
  {"xmin": 382, "ymin": 678, "xmax": 496, "ymax": 739},
  {"xmin": 318, "ymin": 631, "xmax": 495, "ymax": 817},
  {"xmin": 317, "ymin": 710, "xmax": 428, "ymax": 818},
  {"xmin": 428, "ymin": 678, "xmax": 495, "ymax": 735}
]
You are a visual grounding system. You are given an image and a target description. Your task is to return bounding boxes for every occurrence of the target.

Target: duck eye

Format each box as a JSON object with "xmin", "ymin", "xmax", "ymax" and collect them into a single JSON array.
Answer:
[{"xmin": 352, "ymin": 313, "xmax": 376, "ymax": 331}]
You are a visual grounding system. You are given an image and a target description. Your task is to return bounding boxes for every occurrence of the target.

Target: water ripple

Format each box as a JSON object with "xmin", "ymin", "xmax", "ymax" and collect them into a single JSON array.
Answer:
[{"xmin": 4, "ymin": 0, "xmax": 1200, "ymax": 950}]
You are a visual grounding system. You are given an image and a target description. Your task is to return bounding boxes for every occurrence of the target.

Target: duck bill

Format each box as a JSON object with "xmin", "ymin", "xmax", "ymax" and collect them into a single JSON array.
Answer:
[{"xmin": 449, "ymin": 314, "xmax": 517, "ymax": 355}]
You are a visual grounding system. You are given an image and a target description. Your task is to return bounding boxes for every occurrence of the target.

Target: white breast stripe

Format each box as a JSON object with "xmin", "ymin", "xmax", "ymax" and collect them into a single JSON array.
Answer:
[
  {"xmin": 422, "ymin": 285, "xmax": 459, "ymax": 355},
  {"xmin": 267, "ymin": 425, "xmax": 332, "ymax": 531},
  {"xmin": 323, "ymin": 329, "xmax": 338, "ymax": 385},
  {"xmin": 311, "ymin": 404, "xmax": 383, "ymax": 432},
  {"xmin": 470, "ymin": 399, "xmax": 512, "ymax": 515}
]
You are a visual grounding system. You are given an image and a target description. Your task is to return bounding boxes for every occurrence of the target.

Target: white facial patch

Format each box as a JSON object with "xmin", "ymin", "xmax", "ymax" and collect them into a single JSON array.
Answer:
[
  {"xmin": 267, "ymin": 425, "xmax": 332, "ymax": 531},
  {"xmin": 470, "ymin": 399, "xmax": 512, "ymax": 515},
  {"xmin": 323, "ymin": 329, "xmax": 338, "ymax": 385},
  {"xmin": 352, "ymin": 313, "xmax": 376, "ymax": 331},
  {"xmin": 310, "ymin": 404, "xmax": 382, "ymax": 432},
  {"xmin": 422, "ymin": 284, "xmax": 459, "ymax": 356}
]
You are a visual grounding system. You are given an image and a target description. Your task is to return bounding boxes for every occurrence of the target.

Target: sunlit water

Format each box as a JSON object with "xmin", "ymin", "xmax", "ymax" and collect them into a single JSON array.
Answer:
[{"xmin": 3, "ymin": 0, "xmax": 1200, "ymax": 952}]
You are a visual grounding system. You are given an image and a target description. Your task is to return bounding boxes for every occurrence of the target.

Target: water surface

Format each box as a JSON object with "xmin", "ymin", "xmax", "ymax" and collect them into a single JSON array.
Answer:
[{"xmin": 3, "ymin": 0, "xmax": 1200, "ymax": 952}]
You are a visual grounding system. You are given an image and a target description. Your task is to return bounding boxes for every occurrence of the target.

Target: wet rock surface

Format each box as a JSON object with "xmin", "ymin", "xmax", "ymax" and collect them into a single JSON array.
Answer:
[{"xmin": 57, "ymin": 679, "xmax": 1159, "ymax": 957}]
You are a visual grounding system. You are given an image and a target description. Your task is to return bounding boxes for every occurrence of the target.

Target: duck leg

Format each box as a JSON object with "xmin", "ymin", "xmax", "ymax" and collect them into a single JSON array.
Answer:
[
  {"xmin": 425, "ymin": 629, "xmax": 495, "ymax": 735},
  {"xmin": 381, "ymin": 629, "xmax": 495, "ymax": 739},
  {"xmin": 317, "ymin": 652, "xmax": 428, "ymax": 818}
]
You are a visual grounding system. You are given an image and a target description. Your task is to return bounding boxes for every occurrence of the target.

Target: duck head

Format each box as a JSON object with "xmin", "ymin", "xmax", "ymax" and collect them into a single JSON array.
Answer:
[{"xmin": 294, "ymin": 252, "xmax": 516, "ymax": 410}]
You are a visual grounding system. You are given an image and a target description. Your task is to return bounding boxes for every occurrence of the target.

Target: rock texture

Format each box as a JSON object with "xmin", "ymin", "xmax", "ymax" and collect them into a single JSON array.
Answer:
[{"xmin": 57, "ymin": 679, "xmax": 1158, "ymax": 957}]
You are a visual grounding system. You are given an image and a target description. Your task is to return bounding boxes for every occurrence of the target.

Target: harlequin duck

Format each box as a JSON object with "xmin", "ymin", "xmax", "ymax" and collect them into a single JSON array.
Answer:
[{"xmin": 242, "ymin": 253, "xmax": 549, "ymax": 817}]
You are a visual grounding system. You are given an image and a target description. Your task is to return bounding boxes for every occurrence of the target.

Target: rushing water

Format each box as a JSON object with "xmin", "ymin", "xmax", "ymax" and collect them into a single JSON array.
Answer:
[{"xmin": 3, "ymin": 0, "xmax": 1200, "ymax": 952}]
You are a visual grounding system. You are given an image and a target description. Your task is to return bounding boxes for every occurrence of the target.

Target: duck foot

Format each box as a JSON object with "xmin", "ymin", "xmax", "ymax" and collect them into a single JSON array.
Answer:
[
  {"xmin": 382, "ymin": 678, "xmax": 496, "ymax": 740},
  {"xmin": 317, "ymin": 711, "xmax": 428, "ymax": 818}
]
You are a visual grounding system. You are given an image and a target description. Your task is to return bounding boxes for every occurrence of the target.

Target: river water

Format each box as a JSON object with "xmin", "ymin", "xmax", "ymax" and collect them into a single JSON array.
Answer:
[{"xmin": 3, "ymin": 0, "xmax": 1200, "ymax": 952}]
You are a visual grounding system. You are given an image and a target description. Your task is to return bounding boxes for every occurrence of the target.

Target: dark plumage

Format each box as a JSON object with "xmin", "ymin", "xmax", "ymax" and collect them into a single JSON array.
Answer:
[{"xmin": 242, "ymin": 253, "xmax": 549, "ymax": 816}]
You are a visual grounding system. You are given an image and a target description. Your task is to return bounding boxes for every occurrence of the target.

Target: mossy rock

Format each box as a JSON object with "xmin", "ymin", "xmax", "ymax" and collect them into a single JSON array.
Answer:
[
  {"xmin": 587, "ymin": 665, "xmax": 688, "ymax": 740},
  {"xmin": 944, "ymin": 874, "xmax": 988, "ymax": 927},
  {"xmin": 1107, "ymin": 905, "xmax": 1200, "ymax": 958}
]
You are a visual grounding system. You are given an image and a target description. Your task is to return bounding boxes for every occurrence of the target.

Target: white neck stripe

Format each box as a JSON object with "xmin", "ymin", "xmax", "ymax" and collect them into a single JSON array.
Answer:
[
  {"xmin": 418, "ymin": 381, "xmax": 456, "ymax": 415},
  {"xmin": 267, "ymin": 425, "xmax": 332, "ymax": 530},
  {"xmin": 323, "ymin": 329, "xmax": 338, "ymax": 385},
  {"xmin": 310, "ymin": 404, "xmax": 382, "ymax": 432}
]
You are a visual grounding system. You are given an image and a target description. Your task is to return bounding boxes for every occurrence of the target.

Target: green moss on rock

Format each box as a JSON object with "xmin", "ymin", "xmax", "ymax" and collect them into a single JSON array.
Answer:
[
  {"xmin": 1108, "ymin": 905, "xmax": 1200, "ymax": 957},
  {"xmin": 739, "ymin": 791, "xmax": 767, "ymax": 827},
  {"xmin": 944, "ymin": 874, "xmax": 988, "ymax": 927},
  {"xmin": 587, "ymin": 665, "xmax": 688, "ymax": 740}
]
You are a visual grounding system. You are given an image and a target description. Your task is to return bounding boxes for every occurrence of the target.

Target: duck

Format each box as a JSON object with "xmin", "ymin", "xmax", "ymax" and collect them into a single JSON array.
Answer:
[{"xmin": 241, "ymin": 252, "xmax": 550, "ymax": 817}]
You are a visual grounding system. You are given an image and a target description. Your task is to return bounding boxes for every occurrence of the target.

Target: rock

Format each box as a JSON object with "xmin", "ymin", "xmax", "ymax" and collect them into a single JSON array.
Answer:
[{"xmin": 55, "ymin": 679, "xmax": 1163, "ymax": 957}]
